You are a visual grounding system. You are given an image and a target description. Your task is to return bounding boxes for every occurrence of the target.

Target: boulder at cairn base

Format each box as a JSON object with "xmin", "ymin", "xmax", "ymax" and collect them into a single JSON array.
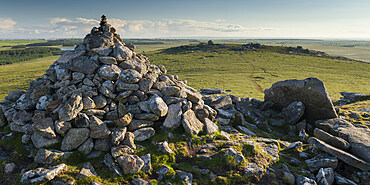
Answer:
[
  {"xmin": 182, "ymin": 109, "xmax": 204, "ymax": 136},
  {"xmin": 264, "ymin": 77, "xmax": 337, "ymax": 121}
]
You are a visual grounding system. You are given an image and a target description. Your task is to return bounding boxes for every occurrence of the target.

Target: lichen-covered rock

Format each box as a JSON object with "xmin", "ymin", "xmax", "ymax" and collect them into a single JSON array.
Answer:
[
  {"xmin": 104, "ymin": 153, "xmax": 122, "ymax": 176},
  {"xmin": 117, "ymin": 155, "xmax": 144, "ymax": 174},
  {"xmin": 316, "ymin": 168, "xmax": 334, "ymax": 185},
  {"xmin": 123, "ymin": 132, "xmax": 136, "ymax": 149},
  {"xmin": 128, "ymin": 119, "xmax": 154, "ymax": 131},
  {"xmin": 58, "ymin": 94, "xmax": 84, "ymax": 121},
  {"xmin": 315, "ymin": 118, "xmax": 370, "ymax": 163},
  {"xmin": 204, "ymin": 118, "xmax": 218, "ymax": 134},
  {"xmin": 149, "ymin": 94, "xmax": 168, "ymax": 117},
  {"xmin": 111, "ymin": 127, "xmax": 127, "ymax": 145},
  {"xmin": 114, "ymin": 42, "xmax": 133, "ymax": 61},
  {"xmin": 182, "ymin": 109, "xmax": 203, "ymax": 136},
  {"xmin": 158, "ymin": 141, "xmax": 174, "ymax": 154},
  {"xmin": 78, "ymin": 138, "xmax": 94, "ymax": 155},
  {"xmin": 69, "ymin": 56, "xmax": 99, "ymax": 75},
  {"xmin": 34, "ymin": 149, "xmax": 72, "ymax": 164},
  {"xmin": 279, "ymin": 101, "xmax": 305, "ymax": 124},
  {"xmin": 305, "ymin": 154, "xmax": 338, "ymax": 173},
  {"xmin": 120, "ymin": 69, "xmax": 142, "ymax": 84},
  {"xmin": 89, "ymin": 116, "xmax": 111, "ymax": 138},
  {"xmin": 98, "ymin": 64, "xmax": 121, "ymax": 81},
  {"xmin": 264, "ymin": 77, "xmax": 337, "ymax": 120},
  {"xmin": 61, "ymin": 128, "xmax": 90, "ymax": 151},
  {"xmin": 163, "ymin": 103, "xmax": 182, "ymax": 129},
  {"xmin": 20, "ymin": 164, "xmax": 67, "ymax": 184},
  {"xmin": 31, "ymin": 133, "xmax": 61, "ymax": 148},
  {"xmin": 133, "ymin": 127, "xmax": 155, "ymax": 141}
]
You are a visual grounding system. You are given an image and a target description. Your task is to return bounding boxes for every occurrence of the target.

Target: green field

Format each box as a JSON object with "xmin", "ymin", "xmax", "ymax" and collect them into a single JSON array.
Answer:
[
  {"xmin": 0, "ymin": 55, "xmax": 59, "ymax": 100},
  {"xmin": 148, "ymin": 45, "xmax": 370, "ymax": 100}
]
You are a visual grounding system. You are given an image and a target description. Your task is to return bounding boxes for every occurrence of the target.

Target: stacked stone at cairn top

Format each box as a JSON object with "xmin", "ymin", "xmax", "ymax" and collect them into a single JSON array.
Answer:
[{"xmin": 0, "ymin": 15, "xmax": 212, "ymax": 171}]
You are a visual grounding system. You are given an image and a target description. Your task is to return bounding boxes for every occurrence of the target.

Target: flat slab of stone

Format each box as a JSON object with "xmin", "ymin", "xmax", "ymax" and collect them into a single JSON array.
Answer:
[
  {"xmin": 308, "ymin": 137, "xmax": 370, "ymax": 172},
  {"xmin": 315, "ymin": 118, "xmax": 370, "ymax": 163}
]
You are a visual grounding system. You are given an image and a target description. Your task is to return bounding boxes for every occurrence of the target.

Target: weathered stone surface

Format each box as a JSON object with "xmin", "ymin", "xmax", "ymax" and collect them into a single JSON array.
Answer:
[
  {"xmin": 119, "ymin": 57, "xmax": 147, "ymax": 74},
  {"xmin": 185, "ymin": 90, "xmax": 202, "ymax": 104},
  {"xmin": 120, "ymin": 69, "xmax": 142, "ymax": 83},
  {"xmin": 104, "ymin": 153, "xmax": 122, "ymax": 176},
  {"xmin": 182, "ymin": 109, "xmax": 204, "ymax": 136},
  {"xmin": 59, "ymin": 94, "xmax": 84, "ymax": 121},
  {"xmin": 77, "ymin": 162, "xmax": 98, "ymax": 179},
  {"xmin": 61, "ymin": 128, "xmax": 90, "ymax": 151},
  {"xmin": 34, "ymin": 149, "xmax": 72, "ymax": 164},
  {"xmin": 117, "ymin": 155, "xmax": 144, "ymax": 174},
  {"xmin": 315, "ymin": 118, "xmax": 370, "ymax": 163},
  {"xmin": 0, "ymin": 108, "xmax": 7, "ymax": 127},
  {"xmin": 133, "ymin": 127, "xmax": 155, "ymax": 141},
  {"xmin": 316, "ymin": 168, "xmax": 334, "ymax": 185},
  {"xmin": 158, "ymin": 141, "xmax": 174, "ymax": 154},
  {"xmin": 78, "ymin": 138, "xmax": 94, "ymax": 155},
  {"xmin": 99, "ymin": 56, "xmax": 117, "ymax": 64},
  {"xmin": 334, "ymin": 172, "xmax": 357, "ymax": 185},
  {"xmin": 296, "ymin": 176, "xmax": 317, "ymax": 185},
  {"xmin": 163, "ymin": 103, "xmax": 182, "ymax": 129},
  {"xmin": 91, "ymin": 46, "xmax": 112, "ymax": 56},
  {"xmin": 138, "ymin": 77, "xmax": 155, "ymax": 92},
  {"xmin": 149, "ymin": 94, "xmax": 168, "ymax": 117},
  {"xmin": 5, "ymin": 89, "xmax": 24, "ymax": 102},
  {"xmin": 116, "ymin": 80, "xmax": 139, "ymax": 91},
  {"xmin": 200, "ymin": 88, "xmax": 226, "ymax": 95},
  {"xmin": 264, "ymin": 77, "xmax": 337, "ymax": 120},
  {"xmin": 89, "ymin": 116, "xmax": 111, "ymax": 138},
  {"xmin": 93, "ymin": 95, "xmax": 107, "ymax": 109},
  {"xmin": 210, "ymin": 96, "xmax": 232, "ymax": 110},
  {"xmin": 69, "ymin": 56, "xmax": 99, "ymax": 75},
  {"xmin": 123, "ymin": 132, "xmax": 136, "ymax": 149},
  {"xmin": 308, "ymin": 137, "xmax": 370, "ymax": 172},
  {"xmin": 20, "ymin": 164, "xmax": 67, "ymax": 184},
  {"xmin": 161, "ymin": 86, "xmax": 181, "ymax": 97},
  {"xmin": 98, "ymin": 64, "xmax": 121, "ymax": 81},
  {"xmin": 135, "ymin": 113, "xmax": 159, "ymax": 121},
  {"xmin": 56, "ymin": 50, "xmax": 85, "ymax": 64},
  {"xmin": 31, "ymin": 133, "xmax": 61, "ymax": 148},
  {"xmin": 112, "ymin": 113, "xmax": 132, "ymax": 127},
  {"xmin": 314, "ymin": 128, "xmax": 350, "ymax": 151},
  {"xmin": 245, "ymin": 163, "xmax": 264, "ymax": 177},
  {"xmin": 305, "ymin": 154, "xmax": 338, "ymax": 173},
  {"xmin": 175, "ymin": 170, "xmax": 193, "ymax": 185},
  {"xmin": 111, "ymin": 127, "xmax": 127, "ymax": 145},
  {"xmin": 83, "ymin": 96, "xmax": 96, "ymax": 110},
  {"xmin": 94, "ymin": 138, "xmax": 111, "ymax": 151},
  {"xmin": 114, "ymin": 42, "xmax": 133, "ymax": 61},
  {"xmin": 4, "ymin": 163, "xmax": 16, "ymax": 174},
  {"xmin": 132, "ymin": 178, "xmax": 150, "ymax": 185},
  {"xmin": 140, "ymin": 154, "xmax": 151, "ymax": 173},
  {"xmin": 111, "ymin": 145, "xmax": 134, "ymax": 158},
  {"xmin": 30, "ymin": 85, "xmax": 51, "ymax": 100},
  {"xmin": 128, "ymin": 119, "xmax": 154, "ymax": 131},
  {"xmin": 279, "ymin": 101, "xmax": 305, "ymax": 124},
  {"xmin": 204, "ymin": 118, "xmax": 218, "ymax": 134},
  {"xmin": 32, "ymin": 117, "xmax": 56, "ymax": 138}
]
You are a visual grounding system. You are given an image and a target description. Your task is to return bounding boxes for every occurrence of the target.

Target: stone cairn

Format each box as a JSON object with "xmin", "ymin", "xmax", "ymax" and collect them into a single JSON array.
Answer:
[{"xmin": 0, "ymin": 15, "xmax": 212, "ymax": 178}]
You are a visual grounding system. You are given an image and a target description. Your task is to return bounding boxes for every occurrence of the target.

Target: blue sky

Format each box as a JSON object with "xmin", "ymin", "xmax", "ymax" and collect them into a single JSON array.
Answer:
[{"xmin": 0, "ymin": 0, "xmax": 369, "ymax": 39}]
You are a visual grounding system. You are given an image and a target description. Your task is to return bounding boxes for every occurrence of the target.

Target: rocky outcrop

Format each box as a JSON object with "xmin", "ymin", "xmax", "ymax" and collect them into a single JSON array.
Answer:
[
  {"xmin": 264, "ymin": 77, "xmax": 337, "ymax": 120},
  {"xmin": 315, "ymin": 118, "xmax": 370, "ymax": 163}
]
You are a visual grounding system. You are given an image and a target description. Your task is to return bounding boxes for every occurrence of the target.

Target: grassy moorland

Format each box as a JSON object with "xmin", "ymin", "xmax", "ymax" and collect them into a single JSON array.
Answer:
[
  {"xmin": 148, "ymin": 44, "xmax": 370, "ymax": 100},
  {"xmin": 0, "ymin": 56, "xmax": 59, "ymax": 100},
  {"xmin": 0, "ymin": 41, "xmax": 369, "ymax": 102}
]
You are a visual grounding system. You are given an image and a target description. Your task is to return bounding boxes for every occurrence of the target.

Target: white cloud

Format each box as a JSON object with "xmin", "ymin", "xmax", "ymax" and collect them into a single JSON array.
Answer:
[
  {"xmin": 0, "ymin": 18, "xmax": 17, "ymax": 32},
  {"xmin": 1, "ymin": 17, "xmax": 278, "ymax": 38}
]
